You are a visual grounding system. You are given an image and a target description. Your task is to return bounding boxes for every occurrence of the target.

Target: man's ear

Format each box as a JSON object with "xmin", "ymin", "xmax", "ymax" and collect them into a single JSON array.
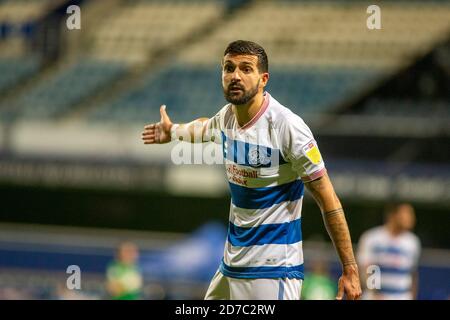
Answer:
[{"xmin": 261, "ymin": 72, "xmax": 269, "ymax": 86}]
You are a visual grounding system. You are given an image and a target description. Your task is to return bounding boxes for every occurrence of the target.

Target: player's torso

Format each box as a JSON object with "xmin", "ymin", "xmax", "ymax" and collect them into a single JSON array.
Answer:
[
  {"xmin": 222, "ymin": 123, "xmax": 297, "ymax": 188},
  {"xmin": 219, "ymin": 97, "xmax": 300, "ymax": 187},
  {"xmin": 215, "ymin": 95, "xmax": 308, "ymax": 279},
  {"xmin": 219, "ymin": 100, "xmax": 304, "ymax": 220},
  {"xmin": 368, "ymin": 229, "xmax": 419, "ymax": 298},
  {"xmin": 370, "ymin": 230, "xmax": 418, "ymax": 272}
]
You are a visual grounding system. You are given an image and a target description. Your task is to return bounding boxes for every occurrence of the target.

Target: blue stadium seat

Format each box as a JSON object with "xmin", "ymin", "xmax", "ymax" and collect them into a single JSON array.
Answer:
[
  {"xmin": 0, "ymin": 56, "xmax": 39, "ymax": 93},
  {"xmin": 2, "ymin": 59, "xmax": 125, "ymax": 120}
]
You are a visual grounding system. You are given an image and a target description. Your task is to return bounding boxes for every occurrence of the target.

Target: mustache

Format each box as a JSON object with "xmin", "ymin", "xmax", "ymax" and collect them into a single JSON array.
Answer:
[{"xmin": 228, "ymin": 83, "xmax": 245, "ymax": 91}]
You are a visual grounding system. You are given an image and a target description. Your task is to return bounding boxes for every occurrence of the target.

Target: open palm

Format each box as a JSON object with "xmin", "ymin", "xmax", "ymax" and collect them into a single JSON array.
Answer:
[{"xmin": 141, "ymin": 105, "xmax": 173, "ymax": 144}]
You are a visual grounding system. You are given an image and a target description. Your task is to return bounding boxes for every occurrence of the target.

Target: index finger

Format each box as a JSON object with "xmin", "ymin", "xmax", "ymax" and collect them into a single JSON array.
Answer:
[{"xmin": 336, "ymin": 278, "xmax": 345, "ymax": 300}]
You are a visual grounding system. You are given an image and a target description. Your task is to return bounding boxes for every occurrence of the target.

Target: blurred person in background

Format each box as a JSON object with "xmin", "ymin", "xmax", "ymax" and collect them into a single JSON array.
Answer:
[
  {"xmin": 106, "ymin": 241, "xmax": 143, "ymax": 300},
  {"xmin": 357, "ymin": 203, "xmax": 421, "ymax": 300},
  {"xmin": 302, "ymin": 258, "xmax": 336, "ymax": 300}
]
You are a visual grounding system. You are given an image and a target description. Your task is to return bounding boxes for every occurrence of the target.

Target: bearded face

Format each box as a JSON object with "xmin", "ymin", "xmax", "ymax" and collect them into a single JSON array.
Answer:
[{"xmin": 222, "ymin": 54, "xmax": 267, "ymax": 106}]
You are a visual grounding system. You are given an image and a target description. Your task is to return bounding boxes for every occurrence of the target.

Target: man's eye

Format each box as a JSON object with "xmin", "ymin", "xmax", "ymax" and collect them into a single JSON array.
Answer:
[
  {"xmin": 244, "ymin": 67, "xmax": 252, "ymax": 73},
  {"xmin": 225, "ymin": 66, "xmax": 233, "ymax": 72}
]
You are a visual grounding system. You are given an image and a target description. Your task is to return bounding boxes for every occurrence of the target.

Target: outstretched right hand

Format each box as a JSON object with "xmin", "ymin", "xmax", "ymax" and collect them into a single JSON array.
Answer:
[{"xmin": 141, "ymin": 105, "xmax": 173, "ymax": 144}]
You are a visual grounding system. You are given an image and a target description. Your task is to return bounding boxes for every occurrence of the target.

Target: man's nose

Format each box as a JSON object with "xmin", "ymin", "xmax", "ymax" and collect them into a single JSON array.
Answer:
[{"xmin": 231, "ymin": 69, "xmax": 242, "ymax": 81}]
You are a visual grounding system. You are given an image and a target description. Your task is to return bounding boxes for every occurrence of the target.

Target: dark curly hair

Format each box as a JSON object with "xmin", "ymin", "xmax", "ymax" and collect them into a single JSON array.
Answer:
[{"xmin": 223, "ymin": 40, "xmax": 268, "ymax": 73}]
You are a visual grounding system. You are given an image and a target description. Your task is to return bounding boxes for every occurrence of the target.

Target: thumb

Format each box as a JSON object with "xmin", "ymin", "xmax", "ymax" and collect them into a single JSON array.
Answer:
[
  {"xmin": 336, "ymin": 278, "xmax": 345, "ymax": 300},
  {"xmin": 160, "ymin": 105, "xmax": 171, "ymax": 123}
]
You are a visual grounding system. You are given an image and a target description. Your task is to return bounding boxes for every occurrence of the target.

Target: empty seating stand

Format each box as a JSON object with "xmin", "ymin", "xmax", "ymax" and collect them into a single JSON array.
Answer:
[
  {"xmin": 0, "ymin": 56, "xmax": 39, "ymax": 93},
  {"xmin": 0, "ymin": 59, "xmax": 125, "ymax": 120}
]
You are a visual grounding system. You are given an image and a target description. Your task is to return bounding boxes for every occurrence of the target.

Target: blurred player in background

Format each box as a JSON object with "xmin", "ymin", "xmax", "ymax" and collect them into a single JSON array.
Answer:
[
  {"xmin": 357, "ymin": 203, "xmax": 421, "ymax": 300},
  {"xmin": 142, "ymin": 40, "xmax": 361, "ymax": 300},
  {"xmin": 302, "ymin": 258, "xmax": 336, "ymax": 300},
  {"xmin": 106, "ymin": 241, "xmax": 143, "ymax": 300}
]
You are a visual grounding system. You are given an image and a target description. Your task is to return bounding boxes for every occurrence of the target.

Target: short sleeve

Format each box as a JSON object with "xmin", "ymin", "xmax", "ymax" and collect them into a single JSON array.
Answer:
[
  {"xmin": 203, "ymin": 105, "xmax": 228, "ymax": 143},
  {"xmin": 279, "ymin": 112, "xmax": 326, "ymax": 182}
]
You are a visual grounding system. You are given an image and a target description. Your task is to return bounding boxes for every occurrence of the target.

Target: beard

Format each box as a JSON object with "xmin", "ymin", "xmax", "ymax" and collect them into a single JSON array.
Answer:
[{"xmin": 223, "ymin": 80, "xmax": 259, "ymax": 105}]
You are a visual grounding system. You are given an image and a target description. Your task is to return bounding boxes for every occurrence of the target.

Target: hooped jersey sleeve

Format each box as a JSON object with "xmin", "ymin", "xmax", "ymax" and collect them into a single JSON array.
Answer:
[
  {"xmin": 203, "ymin": 104, "xmax": 230, "ymax": 143},
  {"xmin": 278, "ymin": 112, "xmax": 326, "ymax": 182}
]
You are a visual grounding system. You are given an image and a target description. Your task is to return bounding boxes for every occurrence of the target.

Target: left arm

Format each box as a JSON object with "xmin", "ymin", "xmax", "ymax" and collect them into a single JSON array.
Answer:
[{"xmin": 305, "ymin": 172, "xmax": 362, "ymax": 300}]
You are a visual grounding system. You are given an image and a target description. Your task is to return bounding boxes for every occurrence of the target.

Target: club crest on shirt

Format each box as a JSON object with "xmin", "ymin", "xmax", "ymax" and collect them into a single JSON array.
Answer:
[
  {"xmin": 302, "ymin": 141, "xmax": 322, "ymax": 165},
  {"xmin": 248, "ymin": 146, "xmax": 270, "ymax": 167}
]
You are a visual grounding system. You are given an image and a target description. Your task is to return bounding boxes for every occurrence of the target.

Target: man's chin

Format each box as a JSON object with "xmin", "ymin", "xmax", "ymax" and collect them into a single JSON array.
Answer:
[
  {"xmin": 227, "ymin": 98, "xmax": 247, "ymax": 105},
  {"xmin": 225, "ymin": 93, "xmax": 249, "ymax": 105}
]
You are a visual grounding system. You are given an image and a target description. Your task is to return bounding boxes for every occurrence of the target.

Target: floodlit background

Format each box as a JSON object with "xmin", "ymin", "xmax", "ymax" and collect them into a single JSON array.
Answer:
[{"xmin": 0, "ymin": 0, "xmax": 449, "ymax": 299}]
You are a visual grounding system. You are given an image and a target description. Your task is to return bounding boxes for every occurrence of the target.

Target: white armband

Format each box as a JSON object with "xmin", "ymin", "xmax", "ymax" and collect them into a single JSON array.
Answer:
[{"xmin": 170, "ymin": 124, "xmax": 180, "ymax": 141}]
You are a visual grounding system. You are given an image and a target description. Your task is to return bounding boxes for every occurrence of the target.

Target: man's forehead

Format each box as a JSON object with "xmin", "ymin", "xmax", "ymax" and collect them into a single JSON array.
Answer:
[{"xmin": 223, "ymin": 54, "xmax": 258, "ymax": 65}]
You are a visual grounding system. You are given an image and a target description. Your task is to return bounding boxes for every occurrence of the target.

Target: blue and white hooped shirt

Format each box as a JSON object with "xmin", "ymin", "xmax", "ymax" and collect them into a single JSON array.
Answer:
[
  {"xmin": 357, "ymin": 226, "xmax": 421, "ymax": 299},
  {"xmin": 205, "ymin": 92, "xmax": 326, "ymax": 280}
]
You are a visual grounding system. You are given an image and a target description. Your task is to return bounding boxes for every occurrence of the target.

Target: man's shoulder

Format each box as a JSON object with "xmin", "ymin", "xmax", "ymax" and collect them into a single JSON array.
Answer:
[
  {"xmin": 401, "ymin": 231, "xmax": 421, "ymax": 248},
  {"xmin": 266, "ymin": 94, "xmax": 307, "ymax": 129},
  {"xmin": 360, "ymin": 226, "xmax": 385, "ymax": 242},
  {"xmin": 208, "ymin": 103, "xmax": 233, "ymax": 130},
  {"xmin": 215, "ymin": 103, "xmax": 232, "ymax": 119}
]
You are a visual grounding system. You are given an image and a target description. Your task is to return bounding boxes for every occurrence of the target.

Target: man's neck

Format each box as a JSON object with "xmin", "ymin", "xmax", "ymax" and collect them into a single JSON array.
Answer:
[
  {"xmin": 385, "ymin": 223, "xmax": 403, "ymax": 237},
  {"xmin": 232, "ymin": 92, "xmax": 265, "ymax": 128}
]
